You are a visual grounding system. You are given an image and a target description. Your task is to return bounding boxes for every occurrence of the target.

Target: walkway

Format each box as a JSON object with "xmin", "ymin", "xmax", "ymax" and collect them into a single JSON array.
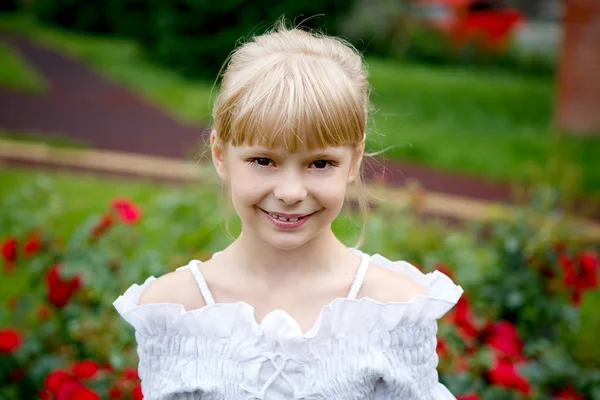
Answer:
[{"xmin": 1, "ymin": 31, "xmax": 598, "ymax": 238}]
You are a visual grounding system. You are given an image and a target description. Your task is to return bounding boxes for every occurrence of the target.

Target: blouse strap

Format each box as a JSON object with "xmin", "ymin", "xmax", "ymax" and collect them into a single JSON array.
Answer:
[
  {"xmin": 188, "ymin": 260, "xmax": 216, "ymax": 306},
  {"xmin": 347, "ymin": 253, "xmax": 371, "ymax": 300}
]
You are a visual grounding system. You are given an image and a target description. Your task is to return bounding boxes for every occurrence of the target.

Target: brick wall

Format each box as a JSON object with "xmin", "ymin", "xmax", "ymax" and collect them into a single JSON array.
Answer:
[{"xmin": 554, "ymin": 0, "xmax": 600, "ymax": 135}]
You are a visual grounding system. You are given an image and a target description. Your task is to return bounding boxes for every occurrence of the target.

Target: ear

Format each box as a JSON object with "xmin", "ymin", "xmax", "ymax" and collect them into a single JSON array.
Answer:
[
  {"xmin": 348, "ymin": 141, "xmax": 365, "ymax": 184},
  {"xmin": 211, "ymin": 134, "xmax": 228, "ymax": 181}
]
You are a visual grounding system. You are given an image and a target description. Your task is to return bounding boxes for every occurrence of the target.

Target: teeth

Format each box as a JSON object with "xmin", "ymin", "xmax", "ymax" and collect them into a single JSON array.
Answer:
[{"xmin": 268, "ymin": 212, "xmax": 301, "ymax": 222}]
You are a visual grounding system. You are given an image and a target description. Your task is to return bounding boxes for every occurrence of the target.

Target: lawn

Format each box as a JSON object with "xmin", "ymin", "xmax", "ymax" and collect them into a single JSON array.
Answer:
[
  {"xmin": 0, "ymin": 39, "xmax": 46, "ymax": 93},
  {"xmin": 1, "ymin": 13, "xmax": 599, "ymax": 195}
]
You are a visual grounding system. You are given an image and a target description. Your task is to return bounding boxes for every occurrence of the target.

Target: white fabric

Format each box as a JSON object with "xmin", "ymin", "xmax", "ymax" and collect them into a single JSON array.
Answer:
[{"xmin": 113, "ymin": 249, "xmax": 463, "ymax": 400}]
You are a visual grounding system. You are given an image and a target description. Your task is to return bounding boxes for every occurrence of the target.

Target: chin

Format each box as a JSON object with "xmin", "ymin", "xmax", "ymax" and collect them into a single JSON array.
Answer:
[{"xmin": 260, "ymin": 232, "xmax": 314, "ymax": 251}]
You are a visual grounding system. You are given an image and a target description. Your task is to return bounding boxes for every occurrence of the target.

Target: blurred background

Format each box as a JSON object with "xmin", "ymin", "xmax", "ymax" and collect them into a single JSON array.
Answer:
[{"xmin": 0, "ymin": 0, "xmax": 599, "ymax": 399}]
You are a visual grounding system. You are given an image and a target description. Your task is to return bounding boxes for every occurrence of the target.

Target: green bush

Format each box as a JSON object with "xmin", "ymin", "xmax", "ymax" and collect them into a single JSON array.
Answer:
[
  {"xmin": 1, "ymin": 177, "xmax": 599, "ymax": 399},
  {"xmin": 29, "ymin": 0, "xmax": 354, "ymax": 79},
  {"xmin": 30, "ymin": 0, "xmax": 112, "ymax": 33}
]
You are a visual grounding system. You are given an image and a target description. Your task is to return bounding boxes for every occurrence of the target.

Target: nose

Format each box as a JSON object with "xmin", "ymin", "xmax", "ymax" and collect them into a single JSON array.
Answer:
[{"xmin": 273, "ymin": 172, "xmax": 307, "ymax": 205}]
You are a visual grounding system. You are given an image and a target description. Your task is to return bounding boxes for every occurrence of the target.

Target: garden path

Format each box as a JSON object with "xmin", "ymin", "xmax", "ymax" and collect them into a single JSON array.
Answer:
[
  {"xmin": 0, "ymin": 32, "xmax": 519, "ymax": 203},
  {"xmin": 0, "ymin": 31, "xmax": 596, "ymax": 227}
]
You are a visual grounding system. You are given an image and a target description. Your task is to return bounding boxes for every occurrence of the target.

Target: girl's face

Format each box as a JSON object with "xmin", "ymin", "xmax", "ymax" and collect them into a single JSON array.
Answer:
[{"xmin": 214, "ymin": 142, "xmax": 362, "ymax": 250}]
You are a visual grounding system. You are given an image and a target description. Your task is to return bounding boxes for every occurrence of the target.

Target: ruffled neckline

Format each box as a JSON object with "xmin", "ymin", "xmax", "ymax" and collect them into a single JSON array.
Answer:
[{"xmin": 113, "ymin": 250, "xmax": 463, "ymax": 341}]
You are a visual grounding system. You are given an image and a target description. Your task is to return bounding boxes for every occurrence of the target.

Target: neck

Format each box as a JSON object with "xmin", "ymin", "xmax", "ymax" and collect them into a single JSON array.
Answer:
[{"xmin": 227, "ymin": 228, "xmax": 352, "ymax": 283}]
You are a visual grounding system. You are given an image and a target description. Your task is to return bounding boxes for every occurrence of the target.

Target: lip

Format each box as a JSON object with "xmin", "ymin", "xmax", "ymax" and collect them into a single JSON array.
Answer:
[{"xmin": 260, "ymin": 208, "xmax": 316, "ymax": 229}]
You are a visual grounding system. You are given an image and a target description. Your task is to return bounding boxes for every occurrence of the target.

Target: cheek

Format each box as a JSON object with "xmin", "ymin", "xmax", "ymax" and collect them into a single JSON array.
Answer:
[{"xmin": 229, "ymin": 171, "xmax": 265, "ymax": 207}]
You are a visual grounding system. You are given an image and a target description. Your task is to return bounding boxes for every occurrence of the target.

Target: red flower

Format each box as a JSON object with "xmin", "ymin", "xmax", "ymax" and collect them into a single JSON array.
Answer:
[
  {"xmin": 0, "ymin": 328, "xmax": 22, "ymax": 352},
  {"xmin": 24, "ymin": 232, "xmax": 42, "ymax": 256},
  {"xmin": 45, "ymin": 263, "xmax": 61, "ymax": 286},
  {"xmin": 44, "ymin": 369, "xmax": 73, "ymax": 392},
  {"xmin": 1, "ymin": 237, "xmax": 17, "ymax": 272},
  {"xmin": 72, "ymin": 360, "xmax": 100, "ymax": 379},
  {"xmin": 122, "ymin": 367, "xmax": 140, "ymax": 381},
  {"xmin": 436, "ymin": 337, "xmax": 448, "ymax": 358},
  {"xmin": 570, "ymin": 290, "xmax": 583, "ymax": 306},
  {"xmin": 555, "ymin": 385, "xmax": 585, "ymax": 400},
  {"xmin": 487, "ymin": 356, "xmax": 531, "ymax": 395},
  {"xmin": 482, "ymin": 320, "xmax": 524, "ymax": 360},
  {"xmin": 451, "ymin": 296, "xmax": 479, "ymax": 339},
  {"xmin": 577, "ymin": 251, "xmax": 598, "ymax": 289},
  {"xmin": 131, "ymin": 385, "xmax": 143, "ymax": 400},
  {"xmin": 112, "ymin": 198, "xmax": 142, "ymax": 224},
  {"xmin": 45, "ymin": 263, "xmax": 81, "ymax": 308},
  {"xmin": 90, "ymin": 213, "xmax": 114, "ymax": 240},
  {"xmin": 71, "ymin": 386, "xmax": 100, "ymax": 400},
  {"xmin": 559, "ymin": 253, "xmax": 577, "ymax": 287},
  {"xmin": 457, "ymin": 393, "xmax": 480, "ymax": 400},
  {"xmin": 48, "ymin": 280, "xmax": 76, "ymax": 308},
  {"xmin": 108, "ymin": 385, "xmax": 124, "ymax": 399},
  {"xmin": 434, "ymin": 262, "xmax": 454, "ymax": 280},
  {"xmin": 56, "ymin": 380, "xmax": 82, "ymax": 400}
]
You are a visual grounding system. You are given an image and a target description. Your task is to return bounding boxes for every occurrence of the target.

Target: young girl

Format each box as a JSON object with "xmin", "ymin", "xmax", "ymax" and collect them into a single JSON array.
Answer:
[{"xmin": 114, "ymin": 20, "xmax": 463, "ymax": 399}]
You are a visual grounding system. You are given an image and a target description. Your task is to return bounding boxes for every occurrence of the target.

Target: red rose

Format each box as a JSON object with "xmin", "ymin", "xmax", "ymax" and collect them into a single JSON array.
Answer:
[
  {"xmin": 0, "ymin": 328, "xmax": 22, "ymax": 352},
  {"xmin": 570, "ymin": 290, "xmax": 583, "ymax": 306},
  {"xmin": 72, "ymin": 360, "xmax": 100, "ymax": 379},
  {"xmin": 24, "ymin": 232, "xmax": 42, "ymax": 256},
  {"xmin": 434, "ymin": 262, "xmax": 454, "ymax": 280},
  {"xmin": 48, "ymin": 280, "xmax": 76, "ymax": 308},
  {"xmin": 577, "ymin": 251, "xmax": 598, "ymax": 289},
  {"xmin": 451, "ymin": 296, "xmax": 479, "ymax": 339},
  {"xmin": 45, "ymin": 263, "xmax": 81, "ymax": 308},
  {"xmin": 1, "ymin": 237, "xmax": 17, "ymax": 262},
  {"xmin": 488, "ymin": 356, "xmax": 531, "ymax": 395},
  {"xmin": 107, "ymin": 385, "xmax": 124, "ymax": 399},
  {"xmin": 555, "ymin": 385, "xmax": 585, "ymax": 400},
  {"xmin": 90, "ymin": 213, "xmax": 114, "ymax": 240},
  {"xmin": 39, "ymin": 389, "xmax": 52, "ymax": 399},
  {"xmin": 44, "ymin": 369, "xmax": 73, "ymax": 392},
  {"xmin": 436, "ymin": 337, "xmax": 448, "ymax": 358},
  {"xmin": 1, "ymin": 237, "xmax": 17, "ymax": 272},
  {"xmin": 482, "ymin": 320, "xmax": 524, "ymax": 360},
  {"xmin": 71, "ymin": 386, "xmax": 100, "ymax": 400},
  {"xmin": 457, "ymin": 393, "xmax": 480, "ymax": 400},
  {"xmin": 122, "ymin": 367, "xmax": 140, "ymax": 380},
  {"xmin": 131, "ymin": 385, "xmax": 143, "ymax": 400},
  {"xmin": 111, "ymin": 198, "xmax": 142, "ymax": 224},
  {"xmin": 559, "ymin": 253, "xmax": 577, "ymax": 287},
  {"xmin": 56, "ymin": 380, "xmax": 82, "ymax": 400}
]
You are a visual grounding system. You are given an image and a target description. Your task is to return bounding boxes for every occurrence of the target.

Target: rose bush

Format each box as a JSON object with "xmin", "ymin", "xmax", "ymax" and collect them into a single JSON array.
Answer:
[{"xmin": 1, "ymin": 179, "xmax": 599, "ymax": 399}]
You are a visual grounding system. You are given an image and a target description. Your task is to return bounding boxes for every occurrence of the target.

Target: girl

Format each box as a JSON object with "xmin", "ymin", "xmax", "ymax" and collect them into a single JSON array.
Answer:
[{"xmin": 114, "ymin": 20, "xmax": 463, "ymax": 400}]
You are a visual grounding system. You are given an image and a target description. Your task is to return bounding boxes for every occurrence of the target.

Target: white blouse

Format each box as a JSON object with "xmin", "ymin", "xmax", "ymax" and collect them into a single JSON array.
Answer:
[{"xmin": 113, "ymin": 249, "xmax": 463, "ymax": 399}]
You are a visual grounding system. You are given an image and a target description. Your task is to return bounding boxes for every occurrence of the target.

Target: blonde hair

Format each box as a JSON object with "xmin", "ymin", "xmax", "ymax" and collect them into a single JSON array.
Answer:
[{"xmin": 212, "ymin": 19, "xmax": 371, "ymax": 246}]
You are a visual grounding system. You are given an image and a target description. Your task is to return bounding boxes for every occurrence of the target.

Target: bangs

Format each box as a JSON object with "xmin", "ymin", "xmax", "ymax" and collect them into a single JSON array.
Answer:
[{"xmin": 227, "ymin": 55, "xmax": 365, "ymax": 151}]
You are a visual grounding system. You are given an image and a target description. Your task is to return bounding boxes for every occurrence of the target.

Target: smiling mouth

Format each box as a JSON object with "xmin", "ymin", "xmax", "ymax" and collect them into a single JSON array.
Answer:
[{"xmin": 260, "ymin": 209, "xmax": 314, "ymax": 222}]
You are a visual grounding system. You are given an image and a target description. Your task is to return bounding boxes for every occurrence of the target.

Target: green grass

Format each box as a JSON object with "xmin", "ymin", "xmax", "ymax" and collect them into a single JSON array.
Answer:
[
  {"xmin": 1, "ymin": 13, "xmax": 599, "ymax": 195},
  {"xmin": 0, "ymin": 129, "xmax": 89, "ymax": 148},
  {"xmin": 0, "ymin": 167, "xmax": 183, "ymax": 237},
  {"xmin": 0, "ymin": 39, "xmax": 46, "ymax": 93},
  {"xmin": 0, "ymin": 14, "xmax": 213, "ymax": 126}
]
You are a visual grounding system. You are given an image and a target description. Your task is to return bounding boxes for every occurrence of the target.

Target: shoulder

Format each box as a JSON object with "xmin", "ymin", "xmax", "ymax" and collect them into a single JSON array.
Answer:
[
  {"xmin": 138, "ymin": 268, "xmax": 204, "ymax": 310},
  {"xmin": 359, "ymin": 262, "xmax": 427, "ymax": 303}
]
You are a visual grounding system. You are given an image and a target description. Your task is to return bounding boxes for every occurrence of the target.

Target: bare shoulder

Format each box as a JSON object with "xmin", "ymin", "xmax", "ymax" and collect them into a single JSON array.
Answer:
[
  {"xmin": 359, "ymin": 263, "xmax": 427, "ymax": 303},
  {"xmin": 138, "ymin": 268, "xmax": 204, "ymax": 310}
]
